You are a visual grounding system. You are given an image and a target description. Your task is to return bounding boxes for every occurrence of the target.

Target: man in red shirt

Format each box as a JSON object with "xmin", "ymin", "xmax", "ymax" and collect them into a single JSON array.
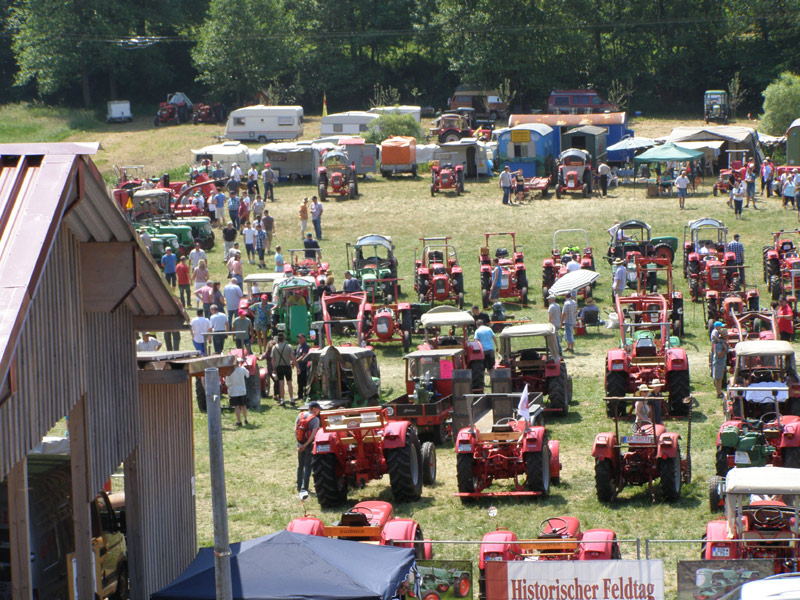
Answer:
[
  {"xmin": 176, "ymin": 256, "xmax": 192, "ymax": 308},
  {"xmin": 777, "ymin": 296, "xmax": 795, "ymax": 341}
]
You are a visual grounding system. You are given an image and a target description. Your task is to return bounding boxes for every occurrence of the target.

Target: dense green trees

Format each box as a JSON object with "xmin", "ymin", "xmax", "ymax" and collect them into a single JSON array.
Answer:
[{"xmin": 4, "ymin": 0, "xmax": 800, "ymax": 114}]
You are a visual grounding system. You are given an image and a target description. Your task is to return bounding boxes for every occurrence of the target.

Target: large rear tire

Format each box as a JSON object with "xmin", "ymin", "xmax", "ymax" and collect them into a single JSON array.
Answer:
[
  {"xmin": 667, "ymin": 369, "xmax": 690, "ymax": 416},
  {"xmin": 470, "ymin": 359, "xmax": 485, "ymax": 392},
  {"xmin": 653, "ymin": 243, "xmax": 675, "ymax": 264},
  {"xmin": 547, "ymin": 369, "xmax": 569, "ymax": 416},
  {"xmin": 770, "ymin": 275, "xmax": 782, "ymax": 301},
  {"xmin": 481, "ymin": 288, "xmax": 489, "ymax": 309},
  {"xmin": 403, "ymin": 330, "xmax": 411, "ymax": 353},
  {"xmin": 312, "ymin": 453, "xmax": 349, "ymax": 508},
  {"xmin": 660, "ymin": 447, "xmax": 682, "ymax": 502},
  {"xmin": 716, "ymin": 446, "xmax": 733, "ymax": 476},
  {"xmin": 421, "ymin": 441, "xmax": 437, "ymax": 485},
  {"xmin": 456, "ymin": 453, "xmax": 476, "ymax": 504},
  {"xmin": 386, "ymin": 428, "xmax": 423, "ymax": 502},
  {"xmin": 708, "ymin": 475, "xmax": 724, "ymax": 512},
  {"xmin": 524, "ymin": 437, "xmax": 551, "ymax": 497},
  {"xmin": 348, "ymin": 182, "xmax": 356, "ymax": 199},
  {"xmin": 605, "ymin": 370, "xmax": 628, "ymax": 417},
  {"xmin": 595, "ymin": 458, "xmax": 615, "ymax": 502},
  {"xmin": 521, "ymin": 286, "xmax": 529, "ymax": 306}
]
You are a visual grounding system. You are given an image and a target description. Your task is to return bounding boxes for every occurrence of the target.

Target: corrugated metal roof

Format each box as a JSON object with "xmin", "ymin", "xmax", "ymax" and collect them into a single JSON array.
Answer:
[
  {"xmin": 509, "ymin": 112, "xmax": 627, "ymax": 127},
  {"xmin": 0, "ymin": 143, "xmax": 187, "ymax": 391}
]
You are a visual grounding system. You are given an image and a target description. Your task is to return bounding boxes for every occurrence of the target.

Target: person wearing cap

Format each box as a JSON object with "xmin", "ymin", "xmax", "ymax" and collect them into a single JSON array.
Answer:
[
  {"xmin": 295, "ymin": 401, "xmax": 321, "ymax": 492},
  {"xmin": 343, "ymin": 270, "xmax": 362, "ymax": 293},
  {"xmin": 674, "ymin": 169, "xmax": 690, "ymax": 210},
  {"xmin": 547, "ymin": 295, "xmax": 562, "ymax": 355},
  {"xmin": 612, "ymin": 258, "xmax": 627, "ymax": 300},
  {"xmin": 231, "ymin": 162, "xmax": 243, "ymax": 183},
  {"xmin": 578, "ymin": 296, "xmax": 600, "ymax": 324},
  {"xmin": 136, "ymin": 332, "xmax": 163, "ymax": 352},
  {"xmin": 710, "ymin": 322, "xmax": 729, "ymax": 398},
  {"xmin": 298, "ymin": 198, "xmax": 309, "ymax": 240},
  {"xmin": 633, "ymin": 384, "xmax": 663, "ymax": 433},
  {"xmin": 272, "ymin": 332, "xmax": 296, "ymax": 406},
  {"xmin": 261, "ymin": 209, "xmax": 275, "ymax": 255},
  {"xmin": 261, "ymin": 162, "xmax": 276, "ymax": 201},
  {"xmin": 304, "ymin": 232, "xmax": 321, "ymax": 261},
  {"xmin": 727, "ymin": 234, "xmax": 745, "ymax": 284},
  {"xmin": 226, "ymin": 358, "xmax": 251, "ymax": 427},
  {"xmin": 247, "ymin": 164, "xmax": 260, "ymax": 197},
  {"xmin": 232, "ymin": 308, "xmax": 253, "ymax": 353},
  {"xmin": 561, "ymin": 292, "xmax": 577, "ymax": 353}
]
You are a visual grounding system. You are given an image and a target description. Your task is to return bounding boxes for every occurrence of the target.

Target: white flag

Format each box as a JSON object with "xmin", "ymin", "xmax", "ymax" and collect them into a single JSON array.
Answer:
[{"xmin": 517, "ymin": 384, "xmax": 530, "ymax": 422}]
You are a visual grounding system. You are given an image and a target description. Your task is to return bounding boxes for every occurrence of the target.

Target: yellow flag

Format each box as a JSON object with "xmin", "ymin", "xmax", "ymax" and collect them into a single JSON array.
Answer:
[{"xmin": 322, "ymin": 93, "xmax": 327, "ymax": 117}]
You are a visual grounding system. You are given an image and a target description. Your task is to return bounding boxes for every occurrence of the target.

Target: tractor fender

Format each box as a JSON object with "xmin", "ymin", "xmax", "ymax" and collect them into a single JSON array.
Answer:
[
  {"xmin": 521, "ymin": 425, "xmax": 546, "ymax": 453},
  {"xmin": 364, "ymin": 303, "xmax": 373, "ymax": 313},
  {"xmin": 766, "ymin": 249, "xmax": 779, "ymax": 261},
  {"xmin": 317, "ymin": 166, "xmax": 327, "ymax": 176},
  {"xmin": 479, "ymin": 530, "xmax": 519, "ymax": 569},
  {"xmin": 704, "ymin": 520, "xmax": 736, "ymax": 560},
  {"xmin": 548, "ymin": 440, "xmax": 561, "ymax": 480},
  {"xmin": 451, "ymin": 265, "xmax": 463, "ymax": 275},
  {"xmin": 716, "ymin": 419, "xmax": 743, "ymax": 443},
  {"xmin": 542, "ymin": 258, "xmax": 556, "ymax": 269},
  {"xmin": 455, "ymin": 428, "xmax": 477, "ymax": 450},
  {"xmin": 592, "ymin": 432, "xmax": 617, "ymax": 460},
  {"xmin": 514, "ymin": 263, "xmax": 527, "ymax": 273},
  {"xmin": 382, "ymin": 519, "xmax": 421, "ymax": 550},
  {"xmin": 579, "ymin": 529, "xmax": 617, "ymax": 560},
  {"xmin": 417, "ymin": 267, "xmax": 430, "ymax": 278},
  {"xmin": 464, "ymin": 340, "xmax": 485, "ymax": 362},
  {"xmin": 606, "ymin": 349, "xmax": 629, "ymax": 373},
  {"xmin": 286, "ymin": 516, "xmax": 326, "ymax": 536},
  {"xmin": 688, "ymin": 251, "xmax": 700, "ymax": 263},
  {"xmin": 666, "ymin": 347, "xmax": 689, "ymax": 371},
  {"xmin": 580, "ymin": 258, "xmax": 592, "ymax": 269},
  {"xmin": 397, "ymin": 301, "xmax": 411, "ymax": 311},
  {"xmin": 480, "ymin": 264, "xmax": 492, "ymax": 275},
  {"xmin": 706, "ymin": 290, "xmax": 720, "ymax": 302},
  {"xmin": 313, "ymin": 429, "xmax": 341, "ymax": 453},
  {"xmin": 383, "ymin": 420, "xmax": 410, "ymax": 449},
  {"xmin": 780, "ymin": 416, "xmax": 800, "ymax": 448},
  {"xmin": 657, "ymin": 432, "xmax": 681, "ymax": 459},
  {"xmin": 544, "ymin": 358, "xmax": 560, "ymax": 378}
]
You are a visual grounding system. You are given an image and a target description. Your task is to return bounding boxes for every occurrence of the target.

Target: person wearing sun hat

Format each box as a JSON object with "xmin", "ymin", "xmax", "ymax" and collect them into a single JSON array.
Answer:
[
  {"xmin": 612, "ymin": 257, "xmax": 627, "ymax": 300},
  {"xmin": 578, "ymin": 295, "xmax": 600, "ymax": 324},
  {"xmin": 710, "ymin": 322, "xmax": 729, "ymax": 399}
]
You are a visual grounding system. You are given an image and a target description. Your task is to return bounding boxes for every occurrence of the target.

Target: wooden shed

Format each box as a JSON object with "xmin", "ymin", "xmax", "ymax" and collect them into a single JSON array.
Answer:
[
  {"xmin": 0, "ymin": 143, "xmax": 196, "ymax": 600},
  {"xmin": 561, "ymin": 125, "xmax": 608, "ymax": 165}
]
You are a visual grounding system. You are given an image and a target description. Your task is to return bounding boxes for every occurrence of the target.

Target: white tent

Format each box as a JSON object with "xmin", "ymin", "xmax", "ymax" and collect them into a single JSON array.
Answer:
[
  {"xmin": 191, "ymin": 141, "xmax": 252, "ymax": 173},
  {"xmin": 667, "ymin": 126, "xmax": 763, "ymax": 168}
]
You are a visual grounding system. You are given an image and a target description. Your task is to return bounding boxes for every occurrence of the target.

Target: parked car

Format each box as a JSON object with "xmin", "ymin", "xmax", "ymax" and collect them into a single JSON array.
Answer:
[{"xmin": 547, "ymin": 90, "xmax": 617, "ymax": 114}]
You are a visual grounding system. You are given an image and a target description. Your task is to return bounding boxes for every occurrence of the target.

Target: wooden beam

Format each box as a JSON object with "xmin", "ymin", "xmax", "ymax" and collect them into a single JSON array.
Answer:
[
  {"xmin": 124, "ymin": 448, "xmax": 145, "ymax": 600},
  {"xmin": 8, "ymin": 458, "xmax": 31, "ymax": 600},
  {"xmin": 137, "ymin": 370, "xmax": 189, "ymax": 385},
  {"xmin": 81, "ymin": 242, "xmax": 137, "ymax": 312},
  {"xmin": 69, "ymin": 395, "xmax": 95, "ymax": 600},
  {"xmin": 132, "ymin": 315, "xmax": 186, "ymax": 331}
]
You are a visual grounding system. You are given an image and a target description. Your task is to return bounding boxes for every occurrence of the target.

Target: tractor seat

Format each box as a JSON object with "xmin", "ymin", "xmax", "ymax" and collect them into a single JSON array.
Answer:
[
  {"xmin": 781, "ymin": 241, "xmax": 794, "ymax": 253},
  {"xmin": 339, "ymin": 511, "xmax": 371, "ymax": 527},
  {"xmin": 634, "ymin": 423, "xmax": 666, "ymax": 438},
  {"xmin": 492, "ymin": 423, "xmax": 514, "ymax": 433},
  {"xmin": 633, "ymin": 337, "xmax": 657, "ymax": 357},
  {"xmin": 428, "ymin": 251, "xmax": 444, "ymax": 263},
  {"xmin": 480, "ymin": 247, "xmax": 490, "ymax": 259},
  {"xmin": 519, "ymin": 349, "xmax": 541, "ymax": 361},
  {"xmin": 433, "ymin": 266, "xmax": 447, "ymax": 275},
  {"xmin": 495, "ymin": 248, "xmax": 509, "ymax": 259},
  {"xmin": 437, "ymin": 335, "xmax": 459, "ymax": 347}
]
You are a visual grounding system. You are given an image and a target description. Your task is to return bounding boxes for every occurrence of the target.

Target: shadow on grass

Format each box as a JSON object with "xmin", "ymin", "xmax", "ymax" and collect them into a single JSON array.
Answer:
[{"xmin": 603, "ymin": 489, "xmax": 702, "ymax": 510}]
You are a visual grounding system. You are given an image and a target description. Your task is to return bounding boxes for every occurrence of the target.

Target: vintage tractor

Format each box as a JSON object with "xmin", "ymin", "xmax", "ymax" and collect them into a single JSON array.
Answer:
[
  {"xmin": 541, "ymin": 229, "xmax": 595, "ymax": 302},
  {"xmin": 454, "ymin": 393, "xmax": 561, "ymax": 503},
  {"xmin": 479, "ymin": 232, "xmax": 529, "ymax": 308},
  {"xmin": 477, "ymin": 509, "xmax": 620, "ymax": 600},
  {"xmin": 705, "ymin": 292, "xmax": 761, "ymax": 334},
  {"xmin": 318, "ymin": 151, "xmax": 359, "ymax": 201},
  {"xmin": 272, "ymin": 276, "xmax": 319, "ymax": 343},
  {"xmin": 554, "ymin": 148, "xmax": 593, "ymax": 198},
  {"xmin": 592, "ymin": 396, "xmax": 691, "ymax": 503},
  {"xmin": 310, "ymin": 406, "xmax": 434, "ymax": 507},
  {"xmin": 287, "ymin": 499, "xmax": 433, "ymax": 559},
  {"xmin": 606, "ymin": 219, "xmax": 679, "ymax": 266},
  {"xmin": 303, "ymin": 345, "xmax": 381, "ymax": 409},
  {"xmin": 683, "ymin": 218, "xmax": 732, "ymax": 277},
  {"xmin": 414, "ymin": 236, "xmax": 465, "ymax": 308},
  {"xmin": 704, "ymin": 89, "xmax": 730, "ymax": 124},
  {"xmin": 194, "ymin": 348, "xmax": 267, "ymax": 412},
  {"xmin": 712, "ymin": 151, "xmax": 747, "ymax": 197},
  {"xmin": 702, "ymin": 466, "xmax": 800, "ymax": 574},
  {"xmin": 631, "ymin": 256, "xmax": 685, "ymax": 336},
  {"xmin": 764, "ymin": 229, "xmax": 800, "ymax": 301},
  {"xmin": 192, "ymin": 102, "xmax": 225, "ymax": 124},
  {"xmin": 417, "ymin": 306, "xmax": 487, "ymax": 392},
  {"xmin": 383, "ymin": 347, "xmax": 466, "ymax": 445},
  {"xmin": 154, "ymin": 92, "xmax": 193, "ymax": 126},
  {"xmin": 429, "ymin": 113, "xmax": 473, "ymax": 144},
  {"xmin": 604, "ymin": 293, "xmax": 690, "ymax": 416},
  {"xmin": 416, "ymin": 565, "xmax": 472, "ymax": 599},
  {"xmin": 145, "ymin": 220, "xmax": 195, "ymax": 255},
  {"xmin": 321, "ymin": 291, "xmax": 367, "ymax": 343},
  {"xmin": 358, "ymin": 279, "xmax": 414, "ymax": 353},
  {"xmin": 285, "ymin": 248, "xmax": 329, "ymax": 279},
  {"xmin": 347, "ymin": 234, "xmax": 399, "ymax": 303},
  {"xmin": 430, "ymin": 161, "xmax": 465, "ymax": 196},
  {"xmin": 496, "ymin": 324, "xmax": 572, "ymax": 416}
]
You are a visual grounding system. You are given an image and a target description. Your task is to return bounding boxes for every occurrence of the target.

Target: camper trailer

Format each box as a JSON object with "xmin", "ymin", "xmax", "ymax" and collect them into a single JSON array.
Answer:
[
  {"xmin": 224, "ymin": 105, "xmax": 304, "ymax": 143},
  {"xmin": 320, "ymin": 111, "xmax": 379, "ymax": 136}
]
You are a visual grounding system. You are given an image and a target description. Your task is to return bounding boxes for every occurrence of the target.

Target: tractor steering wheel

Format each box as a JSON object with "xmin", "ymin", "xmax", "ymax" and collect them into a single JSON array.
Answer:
[
  {"xmin": 539, "ymin": 517, "xmax": 569, "ymax": 537},
  {"xmin": 634, "ymin": 419, "xmax": 653, "ymax": 434},
  {"xmin": 758, "ymin": 412, "xmax": 779, "ymax": 428},
  {"xmin": 351, "ymin": 506, "xmax": 374, "ymax": 521},
  {"xmin": 753, "ymin": 507, "xmax": 784, "ymax": 528}
]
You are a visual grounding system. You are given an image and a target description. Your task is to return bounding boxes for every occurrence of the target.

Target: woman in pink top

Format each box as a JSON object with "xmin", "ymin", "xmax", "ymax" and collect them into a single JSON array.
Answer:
[
  {"xmin": 194, "ymin": 281, "xmax": 215, "ymax": 317},
  {"xmin": 192, "ymin": 258, "xmax": 210, "ymax": 297}
]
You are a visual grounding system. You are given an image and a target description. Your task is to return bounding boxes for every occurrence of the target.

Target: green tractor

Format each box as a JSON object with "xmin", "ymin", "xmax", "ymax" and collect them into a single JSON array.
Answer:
[
  {"xmin": 272, "ymin": 276, "xmax": 319, "ymax": 343},
  {"xmin": 347, "ymin": 234, "xmax": 400, "ymax": 303},
  {"xmin": 136, "ymin": 227, "xmax": 180, "ymax": 262},
  {"xmin": 145, "ymin": 221, "xmax": 194, "ymax": 255},
  {"xmin": 170, "ymin": 217, "xmax": 215, "ymax": 250}
]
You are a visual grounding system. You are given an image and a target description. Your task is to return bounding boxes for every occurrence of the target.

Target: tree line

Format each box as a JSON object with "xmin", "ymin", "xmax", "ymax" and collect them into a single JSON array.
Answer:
[{"xmin": 1, "ymin": 0, "xmax": 799, "ymax": 117}]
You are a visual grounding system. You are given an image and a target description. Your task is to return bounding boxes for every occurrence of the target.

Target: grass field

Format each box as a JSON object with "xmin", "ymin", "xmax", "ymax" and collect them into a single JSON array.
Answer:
[{"xmin": 12, "ymin": 105, "xmax": 789, "ymax": 597}]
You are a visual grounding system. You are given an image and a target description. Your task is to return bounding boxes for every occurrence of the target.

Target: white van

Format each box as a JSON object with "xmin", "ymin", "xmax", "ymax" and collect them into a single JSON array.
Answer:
[
  {"xmin": 320, "ymin": 111, "xmax": 379, "ymax": 136},
  {"xmin": 224, "ymin": 105, "xmax": 304, "ymax": 143},
  {"xmin": 368, "ymin": 105, "xmax": 422, "ymax": 123}
]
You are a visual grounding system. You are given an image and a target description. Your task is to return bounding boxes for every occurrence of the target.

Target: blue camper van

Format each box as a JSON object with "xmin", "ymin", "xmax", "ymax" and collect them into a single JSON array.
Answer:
[{"xmin": 496, "ymin": 124, "xmax": 556, "ymax": 177}]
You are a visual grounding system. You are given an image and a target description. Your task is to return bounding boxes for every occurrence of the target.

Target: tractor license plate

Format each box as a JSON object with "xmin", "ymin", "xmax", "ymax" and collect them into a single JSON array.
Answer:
[
  {"xmin": 316, "ymin": 444, "xmax": 330, "ymax": 453},
  {"xmin": 457, "ymin": 444, "xmax": 472, "ymax": 452},
  {"xmin": 711, "ymin": 547, "xmax": 730, "ymax": 558},
  {"xmin": 568, "ymin": 182, "xmax": 575, "ymax": 188},
  {"xmin": 623, "ymin": 435, "xmax": 654, "ymax": 445},
  {"xmin": 734, "ymin": 451, "xmax": 751, "ymax": 465}
]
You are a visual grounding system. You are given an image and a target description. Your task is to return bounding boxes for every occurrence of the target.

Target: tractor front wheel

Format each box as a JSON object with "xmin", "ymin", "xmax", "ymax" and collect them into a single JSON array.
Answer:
[
  {"xmin": 481, "ymin": 289, "xmax": 489, "ymax": 309},
  {"xmin": 312, "ymin": 453, "xmax": 349, "ymax": 508},
  {"xmin": 456, "ymin": 453, "xmax": 476, "ymax": 503},
  {"xmin": 456, "ymin": 183, "xmax": 461, "ymax": 196},
  {"xmin": 712, "ymin": 184, "xmax": 718, "ymax": 196},
  {"xmin": 708, "ymin": 475, "xmax": 724, "ymax": 512},
  {"xmin": 555, "ymin": 186, "xmax": 562, "ymax": 199},
  {"xmin": 605, "ymin": 370, "xmax": 628, "ymax": 417},
  {"xmin": 660, "ymin": 447, "xmax": 682, "ymax": 502},
  {"xmin": 595, "ymin": 459, "xmax": 615, "ymax": 502},
  {"xmin": 524, "ymin": 435, "xmax": 551, "ymax": 496},
  {"xmin": 582, "ymin": 183, "xmax": 589, "ymax": 198},
  {"xmin": 667, "ymin": 370, "xmax": 691, "ymax": 416},
  {"xmin": 403, "ymin": 330, "xmax": 411, "ymax": 354},
  {"xmin": 421, "ymin": 441, "xmax": 437, "ymax": 485},
  {"xmin": 318, "ymin": 184, "xmax": 327, "ymax": 203},
  {"xmin": 521, "ymin": 287, "xmax": 529, "ymax": 306},
  {"xmin": 386, "ymin": 428, "xmax": 423, "ymax": 502},
  {"xmin": 454, "ymin": 575, "xmax": 471, "ymax": 598},
  {"xmin": 430, "ymin": 184, "xmax": 436, "ymax": 197},
  {"xmin": 769, "ymin": 275, "xmax": 782, "ymax": 301},
  {"xmin": 457, "ymin": 292, "xmax": 465, "ymax": 310},
  {"xmin": 348, "ymin": 182, "xmax": 356, "ymax": 199}
]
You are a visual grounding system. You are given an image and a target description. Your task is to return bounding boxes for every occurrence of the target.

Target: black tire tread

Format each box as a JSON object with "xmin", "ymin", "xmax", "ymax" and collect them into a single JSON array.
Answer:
[
  {"xmin": 386, "ymin": 429, "xmax": 423, "ymax": 502},
  {"xmin": 312, "ymin": 452, "xmax": 348, "ymax": 508}
]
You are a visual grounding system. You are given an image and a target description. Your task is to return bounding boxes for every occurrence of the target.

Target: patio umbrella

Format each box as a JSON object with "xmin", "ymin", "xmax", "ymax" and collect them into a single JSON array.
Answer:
[{"xmin": 606, "ymin": 136, "xmax": 656, "ymax": 152}]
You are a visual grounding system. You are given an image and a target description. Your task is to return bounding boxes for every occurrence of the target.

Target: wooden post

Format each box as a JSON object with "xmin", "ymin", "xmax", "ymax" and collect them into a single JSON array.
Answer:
[
  {"xmin": 8, "ymin": 458, "xmax": 31, "ymax": 600},
  {"xmin": 450, "ymin": 369, "xmax": 473, "ymax": 434},
  {"xmin": 491, "ymin": 369, "xmax": 514, "ymax": 419},
  {"xmin": 124, "ymin": 447, "xmax": 144, "ymax": 600},
  {"xmin": 69, "ymin": 395, "xmax": 95, "ymax": 600}
]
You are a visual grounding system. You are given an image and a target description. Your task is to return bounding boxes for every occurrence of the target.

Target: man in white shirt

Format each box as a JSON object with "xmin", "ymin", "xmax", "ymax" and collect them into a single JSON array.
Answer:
[
  {"xmin": 674, "ymin": 170, "xmax": 690, "ymax": 210},
  {"xmin": 499, "ymin": 165, "xmax": 513, "ymax": 205},
  {"xmin": 223, "ymin": 278, "xmax": 244, "ymax": 326},
  {"xmin": 597, "ymin": 161, "xmax": 611, "ymax": 196},
  {"xmin": 612, "ymin": 258, "xmax": 627, "ymax": 299},
  {"xmin": 231, "ymin": 163, "xmax": 243, "ymax": 183},
  {"xmin": 190, "ymin": 308, "xmax": 212, "ymax": 355},
  {"xmin": 226, "ymin": 359, "xmax": 250, "ymax": 426},
  {"xmin": 241, "ymin": 222, "xmax": 256, "ymax": 264},
  {"xmin": 189, "ymin": 242, "xmax": 207, "ymax": 270},
  {"xmin": 136, "ymin": 332, "xmax": 162, "ymax": 352},
  {"xmin": 192, "ymin": 192, "xmax": 205, "ymax": 212},
  {"xmin": 209, "ymin": 304, "xmax": 229, "ymax": 354},
  {"xmin": 139, "ymin": 229, "xmax": 152, "ymax": 252},
  {"xmin": 566, "ymin": 254, "xmax": 582, "ymax": 273}
]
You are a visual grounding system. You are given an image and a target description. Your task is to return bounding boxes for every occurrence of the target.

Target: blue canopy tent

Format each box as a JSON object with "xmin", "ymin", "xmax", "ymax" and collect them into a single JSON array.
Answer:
[{"xmin": 151, "ymin": 530, "xmax": 416, "ymax": 600}]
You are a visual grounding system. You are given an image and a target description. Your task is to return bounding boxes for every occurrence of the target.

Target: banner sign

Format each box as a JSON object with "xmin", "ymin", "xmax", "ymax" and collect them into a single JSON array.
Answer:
[
  {"xmin": 486, "ymin": 560, "xmax": 664, "ymax": 600},
  {"xmin": 411, "ymin": 560, "xmax": 473, "ymax": 600},
  {"xmin": 676, "ymin": 559, "xmax": 773, "ymax": 600}
]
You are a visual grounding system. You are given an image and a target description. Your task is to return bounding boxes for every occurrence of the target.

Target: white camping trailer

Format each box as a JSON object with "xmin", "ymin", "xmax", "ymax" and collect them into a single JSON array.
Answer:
[
  {"xmin": 106, "ymin": 100, "xmax": 132, "ymax": 123},
  {"xmin": 224, "ymin": 105, "xmax": 304, "ymax": 142},
  {"xmin": 320, "ymin": 111, "xmax": 379, "ymax": 136}
]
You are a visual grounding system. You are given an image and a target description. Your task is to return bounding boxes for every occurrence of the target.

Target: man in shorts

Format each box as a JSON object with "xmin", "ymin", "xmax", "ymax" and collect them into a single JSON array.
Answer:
[
  {"xmin": 271, "ymin": 332, "xmax": 296, "ymax": 406},
  {"xmin": 232, "ymin": 309, "xmax": 253, "ymax": 353},
  {"xmin": 226, "ymin": 358, "xmax": 250, "ymax": 427},
  {"xmin": 489, "ymin": 258, "xmax": 502, "ymax": 302}
]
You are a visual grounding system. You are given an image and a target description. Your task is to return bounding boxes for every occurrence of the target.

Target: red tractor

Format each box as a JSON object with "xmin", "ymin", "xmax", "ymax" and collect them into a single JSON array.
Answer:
[
  {"xmin": 592, "ymin": 396, "xmax": 692, "ymax": 503},
  {"xmin": 430, "ymin": 162, "xmax": 465, "ymax": 196},
  {"xmin": 763, "ymin": 229, "xmax": 800, "ymax": 301},
  {"xmin": 287, "ymin": 499, "xmax": 432, "ymax": 559},
  {"xmin": 604, "ymin": 293, "xmax": 691, "ymax": 416},
  {"xmin": 479, "ymin": 232, "xmax": 528, "ymax": 308},
  {"xmin": 154, "ymin": 92, "xmax": 193, "ymax": 126},
  {"xmin": 683, "ymin": 218, "xmax": 749, "ymax": 303},
  {"xmin": 318, "ymin": 151, "xmax": 358, "ymax": 201},
  {"xmin": 541, "ymin": 229, "xmax": 595, "ymax": 302},
  {"xmin": 631, "ymin": 256, "xmax": 685, "ymax": 336},
  {"xmin": 712, "ymin": 151, "xmax": 747, "ymax": 196},
  {"xmin": 554, "ymin": 149, "xmax": 593, "ymax": 198},
  {"xmin": 310, "ymin": 406, "xmax": 434, "ymax": 507},
  {"xmin": 428, "ymin": 113, "xmax": 480, "ymax": 144},
  {"xmin": 321, "ymin": 291, "xmax": 367, "ymax": 344},
  {"xmin": 478, "ymin": 511, "xmax": 620, "ymax": 600},
  {"xmin": 192, "ymin": 102, "xmax": 225, "ymax": 124},
  {"xmin": 414, "ymin": 236, "xmax": 465, "ymax": 308},
  {"xmin": 454, "ymin": 394, "xmax": 561, "ymax": 503},
  {"xmin": 285, "ymin": 248, "xmax": 328, "ymax": 279},
  {"xmin": 193, "ymin": 348, "xmax": 268, "ymax": 412},
  {"xmin": 361, "ymin": 279, "xmax": 414, "ymax": 353}
]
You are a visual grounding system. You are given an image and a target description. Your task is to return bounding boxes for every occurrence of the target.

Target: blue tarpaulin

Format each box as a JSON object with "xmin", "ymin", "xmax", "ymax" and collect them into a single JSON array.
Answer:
[{"xmin": 151, "ymin": 530, "xmax": 416, "ymax": 600}]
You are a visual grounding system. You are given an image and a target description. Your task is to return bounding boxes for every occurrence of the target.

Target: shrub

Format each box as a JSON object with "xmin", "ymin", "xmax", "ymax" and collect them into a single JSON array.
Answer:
[
  {"xmin": 364, "ymin": 113, "xmax": 424, "ymax": 144},
  {"xmin": 760, "ymin": 72, "xmax": 800, "ymax": 135}
]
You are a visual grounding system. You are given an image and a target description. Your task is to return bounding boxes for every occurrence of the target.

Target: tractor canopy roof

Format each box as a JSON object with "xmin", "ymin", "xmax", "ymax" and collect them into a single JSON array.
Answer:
[
  {"xmin": 686, "ymin": 217, "xmax": 726, "ymax": 233},
  {"xmin": 404, "ymin": 348, "xmax": 465, "ymax": 359},
  {"xmin": 244, "ymin": 272, "xmax": 285, "ymax": 286},
  {"xmin": 725, "ymin": 466, "xmax": 800, "ymax": 496},
  {"xmin": 558, "ymin": 148, "xmax": 591, "ymax": 162},
  {"xmin": 618, "ymin": 219, "xmax": 651, "ymax": 232},
  {"xmin": 323, "ymin": 151, "xmax": 348, "ymax": 166},
  {"xmin": 274, "ymin": 275, "xmax": 316, "ymax": 293},
  {"xmin": 355, "ymin": 234, "xmax": 394, "ymax": 251},
  {"xmin": 133, "ymin": 189, "xmax": 172, "ymax": 200},
  {"xmin": 420, "ymin": 306, "xmax": 475, "ymax": 328},
  {"xmin": 734, "ymin": 340, "xmax": 795, "ymax": 357},
  {"xmin": 498, "ymin": 323, "xmax": 557, "ymax": 339},
  {"xmin": 547, "ymin": 269, "xmax": 600, "ymax": 297}
]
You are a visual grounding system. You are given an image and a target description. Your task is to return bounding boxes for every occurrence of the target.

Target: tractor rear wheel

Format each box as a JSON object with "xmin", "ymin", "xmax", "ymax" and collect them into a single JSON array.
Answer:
[
  {"xmin": 195, "ymin": 378, "xmax": 207, "ymax": 412},
  {"xmin": 716, "ymin": 446, "xmax": 733, "ymax": 476},
  {"xmin": 653, "ymin": 243, "xmax": 675, "ymax": 264},
  {"xmin": 547, "ymin": 369, "xmax": 569, "ymax": 416},
  {"xmin": 457, "ymin": 292, "xmax": 464, "ymax": 309},
  {"xmin": 712, "ymin": 184, "xmax": 718, "ymax": 196},
  {"xmin": 481, "ymin": 289, "xmax": 489, "ymax": 309},
  {"xmin": 454, "ymin": 574, "xmax": 471, "ymax": 598},
  {"xmin": 688, "ymin": 259, "xmax": 700, "ymax": 277},
  {"xmin": 421, "ymin": 441, "xmax": 436, "ymax": 485},
  {"xmin": 594, "ymin": 459, "xmax": 615, "ymax": 502},
  {"xmin": 605, "ymin": 371, "xmax": 628, "ymax": 417},
  {"xmin": 521, "ymin": 287, "xmax": 529, "ymax": 306},
  {"xmin": 667, "ymin": 370, "xmax": 691, "ymax": 416},
  {"xmin": 517, "ymin": 270, "xmax": 528, "ymax": 289},
  {"xmin": 348, "ymin": 182, "xmax": 356, "ymax": 199},
  {"xmin": 582, "ymin": 183, "xmax": 589, "ymax": 198},
  {"xmin": 660, "ymin": 447, "xmax": 682, "ymax": 502},
  {"xmin": 769, "ymin": 275, "xmax": 782, "ymax": 301},
  {"xmin": 555, "ymin": 186, "xmax": 562, "ymax": 199},
  {"xmin": 430, "ymin": 184, "xmax": 436, "ymax": 197},
  {"xmin": 453, "ymin": 272, "xmax": 464, "ymax": 294},
  {"xmin": 708, "ymin": 475, "xmax": 724, "ymax": 512},
  {"xmin": 456, "ymin": 183, "xmax": 461, "ymax": 196},
  {"xmin": 456, "ymin": 453, "xmax": 476, "ymax": 503},
  {"xmin": 401, "ymin": 309, "xmax": 413, "ymax": 332},
  {"xmin": 784, "ymin": 446, "xmax": 800, "ymax": 469},
  {"xmin": 766, "ymin": 258, "xmax": 779, "ymax": 281},
  {"xmin": 524, "ymin": 435, "xmax": 551, "ymax": 496},
  {"xmin": 689, "ymin": 277, "xmax": 699, "ymax": 301},
  {"xmin": 312, "ymin": 453, "xmax": 349, "ymax": 508},
  {"xmin": 386, "ymin": 428, "xmax": 423, "ymax": 502},
  {"xmin": 470, "ymin": 360, "xmax": 485, "ymax": 392},
  {"xmin": 318, "ymin": 184, "xmax": 327, "ymax": 202},
  {"xmin": 432, "ymin": 421, "xmax": 447, "ymax": 445}
]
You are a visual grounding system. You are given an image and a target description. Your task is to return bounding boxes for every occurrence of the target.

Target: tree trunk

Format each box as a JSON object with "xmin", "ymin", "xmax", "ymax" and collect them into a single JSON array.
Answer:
[{"xmin": 81, "ymin": 64, "xmax": 91, "ymax": 108}]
